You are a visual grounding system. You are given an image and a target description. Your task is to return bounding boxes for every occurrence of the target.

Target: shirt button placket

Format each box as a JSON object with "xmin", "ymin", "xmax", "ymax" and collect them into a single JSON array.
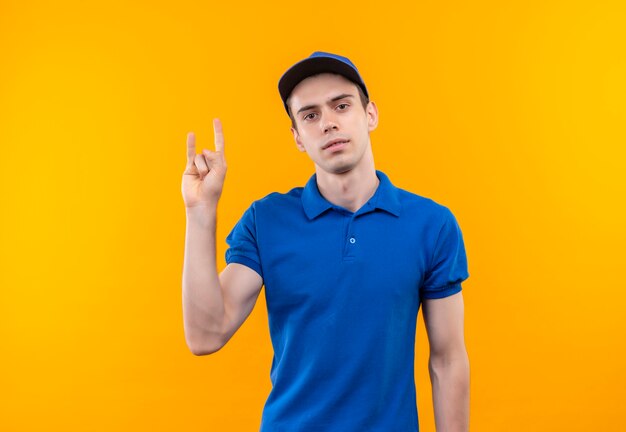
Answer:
[{"xmin": 344, "ymin": 214, "xmax": 357, "ymax": 260}]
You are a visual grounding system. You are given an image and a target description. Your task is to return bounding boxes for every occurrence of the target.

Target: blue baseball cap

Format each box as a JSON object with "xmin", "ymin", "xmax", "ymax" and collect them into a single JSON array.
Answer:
[{"xmin": 278, "ymin": 51, "xmax": 369, "ymax": 114}]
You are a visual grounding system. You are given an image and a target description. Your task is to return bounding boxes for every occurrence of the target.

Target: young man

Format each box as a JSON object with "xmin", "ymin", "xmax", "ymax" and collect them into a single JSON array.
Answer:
[{"xmin": 182, "ymin": 51, "xmax": 470, "ymax": 432}]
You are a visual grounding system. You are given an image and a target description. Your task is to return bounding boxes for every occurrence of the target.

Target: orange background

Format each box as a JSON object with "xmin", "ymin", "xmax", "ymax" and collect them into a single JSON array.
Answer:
[{"xmin": 1, "ymin": 0, "xmax": 625, "ymax": 430}]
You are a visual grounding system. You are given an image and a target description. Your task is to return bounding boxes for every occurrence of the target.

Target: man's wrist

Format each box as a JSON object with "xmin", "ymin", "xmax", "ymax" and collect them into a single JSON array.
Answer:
[{"xmin": 185, "ymin": 203, "xmax": 218, "ymax": 225}]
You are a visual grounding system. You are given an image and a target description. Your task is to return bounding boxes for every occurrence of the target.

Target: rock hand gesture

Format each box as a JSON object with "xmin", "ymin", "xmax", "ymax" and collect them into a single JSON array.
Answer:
[{"xmin": 182, "ymin": 118, "xmax": 227, "ymax": 209}]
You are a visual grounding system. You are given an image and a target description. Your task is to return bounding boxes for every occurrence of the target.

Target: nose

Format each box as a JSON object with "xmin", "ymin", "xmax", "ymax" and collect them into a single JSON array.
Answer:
[{"xmin": 321, "ymin": 109, "xmax": 339, "ymax": 133}]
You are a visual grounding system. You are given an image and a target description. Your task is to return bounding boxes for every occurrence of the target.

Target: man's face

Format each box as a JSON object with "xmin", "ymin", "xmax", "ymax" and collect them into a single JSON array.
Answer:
[{"xmin": 288, "ymin": 73, "xmax": 378, "ymax": 175}]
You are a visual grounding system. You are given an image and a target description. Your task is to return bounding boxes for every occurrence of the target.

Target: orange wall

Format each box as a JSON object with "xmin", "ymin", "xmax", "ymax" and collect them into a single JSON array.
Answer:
[{"xmin": 1, "ymin": 1, "xmax": 625, "ymax": 430}]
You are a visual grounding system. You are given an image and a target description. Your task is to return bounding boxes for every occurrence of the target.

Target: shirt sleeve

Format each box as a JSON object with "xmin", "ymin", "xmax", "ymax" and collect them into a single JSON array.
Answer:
[
  {"xmin": 420, "ymin": 207, "xmax": 470, "ymax": 299},
  {"xmin": 224, "ymin": 202, "xmax": 264, "ymax": 280}
]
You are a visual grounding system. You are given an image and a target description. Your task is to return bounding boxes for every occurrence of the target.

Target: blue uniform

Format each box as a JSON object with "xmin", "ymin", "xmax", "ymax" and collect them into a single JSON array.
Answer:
[{"xmin": 225, "ymin": 170, "xmax": 470, "ymax": 432}]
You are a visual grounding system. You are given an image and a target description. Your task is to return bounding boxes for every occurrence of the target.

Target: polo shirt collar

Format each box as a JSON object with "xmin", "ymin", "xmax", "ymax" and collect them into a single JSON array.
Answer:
[{"xmin": 301, "ymin": 169, "xmax": 401, "ymax": 220}]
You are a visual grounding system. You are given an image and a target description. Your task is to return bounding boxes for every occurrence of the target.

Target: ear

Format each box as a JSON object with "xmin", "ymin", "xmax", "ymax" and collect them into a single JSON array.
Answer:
[
  {"xmin": 366, "ymin": 101, "xmax": 379, "ymax": 132},
  {"xmin": 291, "ymin": 126, "xmax": 306, "ymax": 152}
]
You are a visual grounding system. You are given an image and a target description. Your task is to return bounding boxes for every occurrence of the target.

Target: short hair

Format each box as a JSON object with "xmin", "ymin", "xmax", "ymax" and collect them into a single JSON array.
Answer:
[{"xmin": 285, "ymin": 75, "xmax": 370, "ymax": 131}]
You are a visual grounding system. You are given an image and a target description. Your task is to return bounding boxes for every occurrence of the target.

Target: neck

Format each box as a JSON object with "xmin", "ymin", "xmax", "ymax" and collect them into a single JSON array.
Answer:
[{"xmin": 314, "ymin": 150, "xmax": 379, "ymax": 213}]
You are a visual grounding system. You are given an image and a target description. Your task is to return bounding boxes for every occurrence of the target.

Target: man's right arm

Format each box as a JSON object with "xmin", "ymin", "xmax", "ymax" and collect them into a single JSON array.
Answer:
[
  {"xmin": 182, "ymin": 205, "xmax": 263, "ymax": 356},
  {"xmin": 181, "ymin": 119, "xmax": 264, "ymax": 356}
]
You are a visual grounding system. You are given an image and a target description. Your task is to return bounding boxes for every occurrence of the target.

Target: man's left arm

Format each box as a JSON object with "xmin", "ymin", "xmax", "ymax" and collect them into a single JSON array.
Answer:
[{"xmin": 422, "ymin": 290, "xmax": 469, "ymax": 432}]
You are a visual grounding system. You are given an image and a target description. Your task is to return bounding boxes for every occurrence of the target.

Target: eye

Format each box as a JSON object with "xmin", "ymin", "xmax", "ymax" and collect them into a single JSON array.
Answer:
[
  {"xmin": 337, "ymin": 103, "xmax": 349, "ymax": 110},
  {"xmin": 303, "ymin": 112, "xmax": 317, "ymax": 121}
]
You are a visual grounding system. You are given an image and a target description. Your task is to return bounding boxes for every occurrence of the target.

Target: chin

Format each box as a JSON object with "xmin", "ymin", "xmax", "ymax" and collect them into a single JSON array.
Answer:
[{"xmin": 327, "ymin": 162, "xmax": 355, "ymax": 174}]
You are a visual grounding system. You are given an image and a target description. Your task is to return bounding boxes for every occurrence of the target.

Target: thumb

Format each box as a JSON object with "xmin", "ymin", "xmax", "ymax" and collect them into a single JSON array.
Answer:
[{"xmin": 202, "ymin": 149, "xmax": 223, "ymax": 169}]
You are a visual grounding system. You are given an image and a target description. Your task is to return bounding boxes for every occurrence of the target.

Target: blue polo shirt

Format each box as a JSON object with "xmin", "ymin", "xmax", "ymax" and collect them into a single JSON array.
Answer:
[{"xmin": 225, "ymin": 170, "xmax": 469, "ymax": 432}]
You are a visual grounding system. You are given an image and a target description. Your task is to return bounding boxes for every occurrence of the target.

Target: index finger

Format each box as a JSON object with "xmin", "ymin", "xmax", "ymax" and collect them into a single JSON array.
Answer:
[
  {"xmin": 186, "ymin": 131, "xmax": 196, "ymax": 167},
  {"xmin": 213, "ymin": 118, "xmax": 224, "ymax": 152}
]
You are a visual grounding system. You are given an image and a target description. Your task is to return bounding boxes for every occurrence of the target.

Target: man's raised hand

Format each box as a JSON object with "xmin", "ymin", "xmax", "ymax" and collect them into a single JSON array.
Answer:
[{"xmin": 182, "ymin": 118, "xmax": 227, "ymax": 209}]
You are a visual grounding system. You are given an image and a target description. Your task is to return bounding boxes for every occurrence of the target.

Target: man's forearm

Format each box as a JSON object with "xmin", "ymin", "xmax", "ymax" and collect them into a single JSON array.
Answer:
[
  {"xmin": 429, "ymin": 351, "xmax": 470, "ymax": 432},
  {"xmin": 182, "ymin": 205, "xmax": 225, "ymax": 354}
]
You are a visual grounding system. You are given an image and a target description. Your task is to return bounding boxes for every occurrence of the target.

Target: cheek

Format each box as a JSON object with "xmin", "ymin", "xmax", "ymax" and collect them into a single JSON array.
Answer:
[
  {"xmin": 299, "ymin": 131, "xmax": 319, "ymax": 148},
  {"xmin": 356, "ymin": 117, "xmax": 370, "ymax": 135}
]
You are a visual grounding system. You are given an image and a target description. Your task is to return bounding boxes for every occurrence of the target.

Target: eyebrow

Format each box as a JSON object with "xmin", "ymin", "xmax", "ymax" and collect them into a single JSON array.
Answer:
[{"xmin": 296, "ymin": 93, "xmax": 355, "ymax": 115}]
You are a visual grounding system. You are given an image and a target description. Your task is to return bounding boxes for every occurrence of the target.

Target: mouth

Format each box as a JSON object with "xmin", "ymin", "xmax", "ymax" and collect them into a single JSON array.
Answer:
[{"xmin": 323, "ymin": 139, "xmax": 350, "ymax": 150}]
